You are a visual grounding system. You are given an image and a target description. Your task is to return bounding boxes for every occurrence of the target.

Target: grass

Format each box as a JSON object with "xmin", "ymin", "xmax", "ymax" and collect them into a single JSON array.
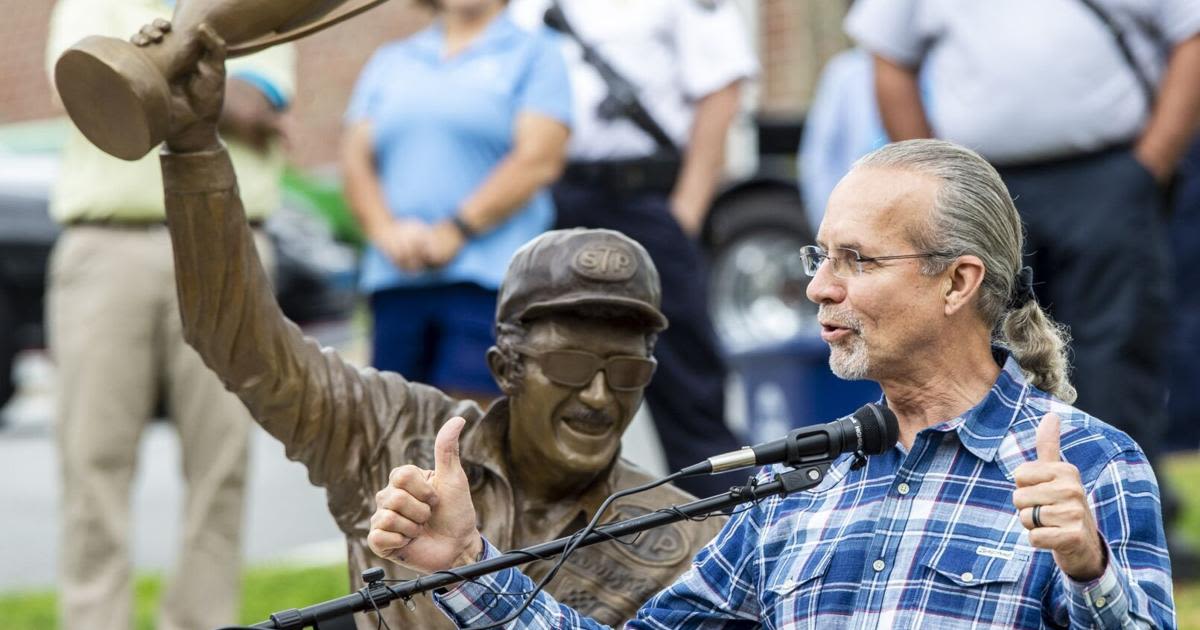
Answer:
[
  {"xmin": 0, "ymin": 563, "xmax": 348, "ymax": 630},
  {"xmin": 3, "ymin": 456, "xmax": 1200, "ymax": 628},
  {"xmin": 1167, "ymin": 454, "xmax": 1200, "ymax": 628}
]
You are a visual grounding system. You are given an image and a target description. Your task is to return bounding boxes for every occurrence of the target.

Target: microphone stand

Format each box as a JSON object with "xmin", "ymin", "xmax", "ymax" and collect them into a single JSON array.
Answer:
[{"xmin": 235, "ymin": 462, "xmax": 832, "ymax": 630}]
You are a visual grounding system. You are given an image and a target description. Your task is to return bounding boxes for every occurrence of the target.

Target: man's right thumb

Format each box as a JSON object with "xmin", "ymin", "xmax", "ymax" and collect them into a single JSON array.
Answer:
[{"xmin": 434, "ymin": 416, "xmax": 467, "ymax": 475}]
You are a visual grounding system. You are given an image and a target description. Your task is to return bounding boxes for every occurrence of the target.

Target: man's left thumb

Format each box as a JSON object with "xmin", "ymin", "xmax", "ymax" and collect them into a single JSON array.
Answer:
[{"xmin": 1035, "ymin": 413, "xmax": 1062, "ymax": 462}]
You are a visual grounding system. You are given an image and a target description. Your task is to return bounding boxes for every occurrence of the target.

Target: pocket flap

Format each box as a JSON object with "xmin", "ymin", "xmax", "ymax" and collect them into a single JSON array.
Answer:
[
  {"xmin": 923, "ymin": 542, "xmax": 1031, "ymax": 587},
  {"xmin": 765, "ymin": 546, "xmax": 834, "ymax": 596}
]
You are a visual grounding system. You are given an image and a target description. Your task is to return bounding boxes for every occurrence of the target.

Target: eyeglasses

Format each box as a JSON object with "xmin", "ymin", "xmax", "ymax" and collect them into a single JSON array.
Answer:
[
  {"xmin": 514, "ymin": 346, "xmax": 657, "ymax": 391},
  {"xmin": 799, "ymin": 245, "xmax": 950, "ymax": 279}
]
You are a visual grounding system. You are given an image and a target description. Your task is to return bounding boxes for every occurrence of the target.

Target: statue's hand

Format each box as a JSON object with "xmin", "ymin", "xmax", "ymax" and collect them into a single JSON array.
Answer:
[{"xmin": 132, "ymin": 21, "xmax": 227, "ymax": 153}]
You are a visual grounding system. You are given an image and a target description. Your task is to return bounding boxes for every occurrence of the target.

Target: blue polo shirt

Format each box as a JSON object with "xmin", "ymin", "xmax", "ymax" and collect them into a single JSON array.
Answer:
[{"xmin": 346, "ymin": 12, "xmax": 571, "ymax": 294}]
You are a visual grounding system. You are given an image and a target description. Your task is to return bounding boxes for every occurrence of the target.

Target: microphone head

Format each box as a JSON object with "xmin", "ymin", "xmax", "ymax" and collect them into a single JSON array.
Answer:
[{"xmin": 853, "ymin": 403, "xmax": 899, "ymax": 455}]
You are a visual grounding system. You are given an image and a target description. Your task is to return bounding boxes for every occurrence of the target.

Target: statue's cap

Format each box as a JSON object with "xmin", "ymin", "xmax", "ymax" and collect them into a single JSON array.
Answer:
[{"xmin": 496, "ymin": 228, "xmax": 667, "ymax": 332}]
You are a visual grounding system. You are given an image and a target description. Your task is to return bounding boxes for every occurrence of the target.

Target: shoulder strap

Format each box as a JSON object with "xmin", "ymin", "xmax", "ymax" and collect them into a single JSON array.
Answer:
[
  {"xmin": 1075, "ymin": 0, "xmax": 1157, "ymax": 108},
  {"xmin": 543, "ymin": 0, "xmax": 680, "ymax": 156}
]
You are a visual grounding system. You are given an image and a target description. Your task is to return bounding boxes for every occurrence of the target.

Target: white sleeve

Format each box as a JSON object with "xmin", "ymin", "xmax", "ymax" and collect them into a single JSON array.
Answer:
[
  {"xmin": 844, "ymin": 0, "xmax": 927, "ymax": 67},
  {"xmin": 507, "ymin": 0, "xmax": 552, "ymax": 33},
  {"xmin": 675, "ymin": 0, "xmax": 759, "ymax": 100},
  {"xmin": 1156, "ymin": 0, "xmax": 1200, "ymax": 45}
]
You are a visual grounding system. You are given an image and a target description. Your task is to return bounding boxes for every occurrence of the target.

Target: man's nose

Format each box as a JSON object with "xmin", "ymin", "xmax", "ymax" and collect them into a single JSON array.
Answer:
[
  {"xmin": 805, "ymin": 261, "xmax": 847, "ymax": 305},
  {"xmin": 578, "ymin": 369, "xmax": 612, "ymax": 409}
]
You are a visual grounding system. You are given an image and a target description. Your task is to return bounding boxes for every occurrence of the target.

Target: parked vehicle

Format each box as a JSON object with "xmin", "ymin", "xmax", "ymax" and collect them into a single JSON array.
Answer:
[
  {"xmin": 0, "ymin": 151, "xmax": 359, "ymax": 411},
  {"xmin": 702, "ymin": 115, "xmax": 817, "ymax": 353},
  {"xmin": 701, "ymin": 116, "xmax": 880, "ymax": 436}
]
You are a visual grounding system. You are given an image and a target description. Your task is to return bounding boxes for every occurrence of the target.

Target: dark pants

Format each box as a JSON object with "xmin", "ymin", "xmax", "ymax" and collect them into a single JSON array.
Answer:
[
  {"xmin": 1166, "ymin": 137, "xmax": 1200, "ymax": 451},
  {"xmin": 370, "ymin": 283, "xmax": 501, "ymax": 396},
  {"xmin": 998, "ymin": 148, "xmax": 1176, "ymax": 520},
  {"xmin": 553, "ymin": 181, "xmax": 744, "ymax": 498}
]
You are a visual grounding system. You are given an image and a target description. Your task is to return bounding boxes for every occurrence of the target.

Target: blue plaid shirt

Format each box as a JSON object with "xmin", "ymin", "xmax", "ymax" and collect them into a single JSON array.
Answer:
[{"xmin": 435, "ymin": 356, "xmax": 1175, "ymax": 628}]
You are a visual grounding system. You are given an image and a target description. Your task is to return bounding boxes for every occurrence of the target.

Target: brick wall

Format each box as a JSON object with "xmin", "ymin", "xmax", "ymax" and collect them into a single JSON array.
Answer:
[
  {"xmin": 759, "ymin": 0, "xmax": 849, "ymax": 116},
  {"xmin": 0, "ymin": 0, "xmax": 57, "ymax": 126},
  {"xmin": 0, "ymin": 0, "xmax": 429, "ymax": 167},
  {"xmin": 1, "ymin": 0, "xmax": 847, "ymax": 167}
]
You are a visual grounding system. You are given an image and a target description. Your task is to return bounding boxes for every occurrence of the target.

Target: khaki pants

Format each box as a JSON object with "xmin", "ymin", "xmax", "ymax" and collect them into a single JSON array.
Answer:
[{"xmin": 48, "ymin": 225, "xmax": 273, "ymax": 630}]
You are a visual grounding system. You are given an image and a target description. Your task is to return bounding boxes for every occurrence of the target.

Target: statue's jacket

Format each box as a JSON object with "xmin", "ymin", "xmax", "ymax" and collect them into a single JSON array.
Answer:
[{"xmin": 160, "ymin": 148, "xmax": 726, "ymax": 629}]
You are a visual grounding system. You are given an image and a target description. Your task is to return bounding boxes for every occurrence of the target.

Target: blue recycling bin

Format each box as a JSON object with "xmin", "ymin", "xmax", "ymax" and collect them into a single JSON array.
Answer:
[{"xmin": 727, "ymin": 335, "xmax": 881, "ymax": 443}]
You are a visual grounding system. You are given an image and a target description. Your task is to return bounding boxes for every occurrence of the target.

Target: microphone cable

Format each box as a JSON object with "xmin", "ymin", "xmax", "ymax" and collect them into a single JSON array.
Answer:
[{"xmin": 455, "ymin": 469, "xmax": 688, "ymax": 630}]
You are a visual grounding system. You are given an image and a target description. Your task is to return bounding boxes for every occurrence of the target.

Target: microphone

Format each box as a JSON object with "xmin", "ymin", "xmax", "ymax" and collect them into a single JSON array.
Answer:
[{"xmin": 679, "ymin": 403, "xmax": 899, "ymax": 477}]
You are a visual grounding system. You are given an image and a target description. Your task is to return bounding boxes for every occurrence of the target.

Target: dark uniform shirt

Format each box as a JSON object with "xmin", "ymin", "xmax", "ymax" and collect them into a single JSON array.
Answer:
[{"xmin": 159, "ymin": 148, "xmax": 726, "ymax": 629}]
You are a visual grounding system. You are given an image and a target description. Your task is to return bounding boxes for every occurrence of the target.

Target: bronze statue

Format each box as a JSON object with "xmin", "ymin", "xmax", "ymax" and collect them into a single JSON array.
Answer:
[
  {"xmin": 54, "ymin": 0, "xmax": 387, "ymax": 160},
  {"xmin": 112, "ymin": 22, "xmax": 725, "ymax": 630}
]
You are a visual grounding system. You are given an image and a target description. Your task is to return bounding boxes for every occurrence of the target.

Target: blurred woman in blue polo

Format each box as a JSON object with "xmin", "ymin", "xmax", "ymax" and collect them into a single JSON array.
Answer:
[{"xmin": 341, "ymin": 0, "xmax": 570, "ymax": 400}]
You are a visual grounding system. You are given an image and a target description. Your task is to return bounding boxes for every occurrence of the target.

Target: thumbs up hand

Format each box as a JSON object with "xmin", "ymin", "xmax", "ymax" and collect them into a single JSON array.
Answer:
[
  {"xmin": 1012, "ymin": 413, "xmax": 1106, "ymax": 581},
  {"xmin": 368, "ymin": 417, "xmax": 483, "ymax": 573}
]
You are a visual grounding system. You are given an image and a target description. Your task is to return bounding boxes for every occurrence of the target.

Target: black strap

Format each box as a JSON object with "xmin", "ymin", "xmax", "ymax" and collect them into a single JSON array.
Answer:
[
  {"xmin": 1076, "ymin": 0, "xmax": 1157, "ymax": 108},
  {"xmin": 543, "ymin": 1, "xmax": 681, "ymax": 156}
]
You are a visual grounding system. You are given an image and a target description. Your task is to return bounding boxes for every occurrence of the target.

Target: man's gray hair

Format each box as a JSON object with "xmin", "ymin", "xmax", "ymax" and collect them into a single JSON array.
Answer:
[{"xmin": 854, "ymin": 139, "xmax": 1076, "ymax": 402}]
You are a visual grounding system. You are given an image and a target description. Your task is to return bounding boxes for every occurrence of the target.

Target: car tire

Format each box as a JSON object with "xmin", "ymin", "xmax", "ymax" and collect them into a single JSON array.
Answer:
[{"xmin": 704, "ymin": 184, "xmax": 818, "ymax": 352}]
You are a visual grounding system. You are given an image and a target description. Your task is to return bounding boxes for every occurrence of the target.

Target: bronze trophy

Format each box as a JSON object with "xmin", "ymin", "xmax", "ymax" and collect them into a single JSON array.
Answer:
[{"xmin": 54, "ymin": 0, "xmax": 390, "ymax": 161}]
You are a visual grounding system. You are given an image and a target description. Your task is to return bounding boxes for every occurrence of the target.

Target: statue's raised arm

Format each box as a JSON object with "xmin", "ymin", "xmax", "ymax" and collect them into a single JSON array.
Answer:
[{"xmin": 149, "ymin": 23, "xmax": 452, "ymax": 497}]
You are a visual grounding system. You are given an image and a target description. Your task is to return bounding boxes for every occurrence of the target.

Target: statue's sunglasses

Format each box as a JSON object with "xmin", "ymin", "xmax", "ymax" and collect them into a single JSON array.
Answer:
[{"xmin": 512, "ymin": 346, "xmax": 657, "ymax": 391}]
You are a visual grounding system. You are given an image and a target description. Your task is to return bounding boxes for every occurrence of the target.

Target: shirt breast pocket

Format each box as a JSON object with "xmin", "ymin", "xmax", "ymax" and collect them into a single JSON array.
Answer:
[
  {"xmin": 923, "ymin": 540, "xmax": 1032, "ymax": 593},
  {"xmin": 761, "ymin": 546, "xmax": 836, "ymax": 627}
]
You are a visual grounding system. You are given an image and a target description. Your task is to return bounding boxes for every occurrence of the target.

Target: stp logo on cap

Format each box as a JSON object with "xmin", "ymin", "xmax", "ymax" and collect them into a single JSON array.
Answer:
[{"xmin": 572, "ymin": 245, "xmax": 638, "ymax": 282}]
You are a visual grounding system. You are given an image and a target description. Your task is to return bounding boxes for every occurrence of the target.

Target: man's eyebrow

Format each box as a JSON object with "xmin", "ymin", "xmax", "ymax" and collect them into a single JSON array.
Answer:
[{"xmin": 815, "ymin": 240, "xmax": 864, "ymax": 251}]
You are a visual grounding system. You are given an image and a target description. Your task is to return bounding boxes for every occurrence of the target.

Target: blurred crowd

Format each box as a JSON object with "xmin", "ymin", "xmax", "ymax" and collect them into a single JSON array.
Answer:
[{"xmin": 14, "ymin": 0, "xmax": 1200, "ymax": 628}]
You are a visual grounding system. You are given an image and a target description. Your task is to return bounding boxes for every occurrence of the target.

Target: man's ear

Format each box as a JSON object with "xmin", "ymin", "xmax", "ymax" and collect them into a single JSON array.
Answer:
[
  {"xmin": 944, "ymin": 254, "xmax": 987, "ymax": 316},
  {"xmin": 487, "ymin": 346, "xmax": 515, "ymax": 395}
]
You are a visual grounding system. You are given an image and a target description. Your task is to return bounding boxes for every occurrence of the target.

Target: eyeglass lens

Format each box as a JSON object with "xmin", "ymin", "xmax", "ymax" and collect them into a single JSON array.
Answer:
[
  {"xmin": 536, "ymin": 350, "xmax": 656, "ymax": 391},
  {"xmin": 800, "ymin": 246, "xmax": 857, "ymax": 277}
]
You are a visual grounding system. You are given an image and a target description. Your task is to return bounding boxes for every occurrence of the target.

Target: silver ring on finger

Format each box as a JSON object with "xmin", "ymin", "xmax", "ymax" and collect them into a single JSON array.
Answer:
[{"xmin": 1032, "ymin": 504, "xmax": 1045, "ymax": 529}]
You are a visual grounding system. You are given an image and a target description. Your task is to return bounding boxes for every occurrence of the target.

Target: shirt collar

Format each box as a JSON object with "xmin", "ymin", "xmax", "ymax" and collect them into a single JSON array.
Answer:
[
  {"xmin": 460, "ymin": 396, "xmax": 515, "ymax": 481},
  {"xmin": 413, "ymin": 9, "xmax": 522, "ymax": 61},
  {"xmin": 922, "ymin": 351, "xmax": 1030, "ymax": 463}
]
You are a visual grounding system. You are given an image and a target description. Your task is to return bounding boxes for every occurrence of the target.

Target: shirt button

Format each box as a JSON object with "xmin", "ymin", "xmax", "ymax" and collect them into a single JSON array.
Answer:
[
  {"xmin": 960, "ymin": 572, "xmax": 974, "ymax": 583},
  {"xmin": 872, "ymin": 559, "xmax": 886, "ymax": 572},
  {"xmin": 897, "ymin": 482, "xmax": 910, "ymax": 495},
  {"xmin": 1094, "ymin": 596, "xmax": 1107, "ymax": 608}
]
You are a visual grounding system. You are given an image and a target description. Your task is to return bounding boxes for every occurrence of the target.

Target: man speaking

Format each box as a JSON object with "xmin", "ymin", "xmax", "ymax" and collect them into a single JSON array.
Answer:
[{"xmin": 370, "ymin": 139, "xmax": 1175, "ymax": 627}]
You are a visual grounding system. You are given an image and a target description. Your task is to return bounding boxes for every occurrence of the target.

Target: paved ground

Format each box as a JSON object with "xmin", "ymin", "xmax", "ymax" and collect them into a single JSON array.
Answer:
[{"xmin": 0, "ymin": 321, "xmax": 674, "ymax": 592}]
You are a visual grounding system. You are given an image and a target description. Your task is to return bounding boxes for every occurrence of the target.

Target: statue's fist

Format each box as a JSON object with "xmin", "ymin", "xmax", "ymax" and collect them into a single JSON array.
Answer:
[{"xmin": 133, "ymin": 22, "xmax": 226, "ymax": 153}]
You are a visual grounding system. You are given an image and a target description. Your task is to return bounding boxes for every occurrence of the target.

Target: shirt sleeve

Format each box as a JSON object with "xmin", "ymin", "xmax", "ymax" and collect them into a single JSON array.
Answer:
[
  {"xmin": 1155, "ymin": 0, "xmax": 1200, "ymax": 46},
  {"xmin": 628, "ymin": 501, "xmax": 762, "ymax": 628},
  {"xmin": 1056, "ymin": 449, "xmax": 1175, "ymax": 628},
  {"xmin": 674, "ymin": 0, "xmax": 759, "ymax": 100},
  {"xmin": 344, "ymin": 47, "xmax": 391, "ymax": 124},
  {"xmin": 513, "ymin": 30, "xmax": 573, "ymax": 125},
  {"xmin": 434, "ymin": 539, "xmax": 618, "ymax": 629},
  {"xmin": 159, "ymin": 147, "xmax": 417, "ymax": 495},
  {"xmin": 843, "ymin": 0, "xmax": 927, "ymax": 68},
  {"xmin": 435, "ymin": 504, "xmax": 763, "ymax": 629}
]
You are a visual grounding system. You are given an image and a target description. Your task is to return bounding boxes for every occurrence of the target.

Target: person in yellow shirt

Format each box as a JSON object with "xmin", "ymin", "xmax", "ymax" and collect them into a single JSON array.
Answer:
[{"xmin": 45, "ymin": 2, "xmax": 295, "ymax": 629}]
